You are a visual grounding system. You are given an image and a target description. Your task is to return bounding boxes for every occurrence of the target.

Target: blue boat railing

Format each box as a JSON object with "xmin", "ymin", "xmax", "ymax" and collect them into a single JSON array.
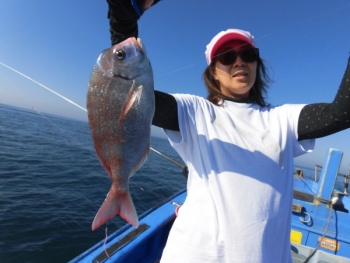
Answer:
[
  {"xmin": 313, "ymin": 164, "xmax": 349, "ymax": 195},
  {"xmin": 291, "ymin": 148, "xmax": 350, "ymax": 261}
]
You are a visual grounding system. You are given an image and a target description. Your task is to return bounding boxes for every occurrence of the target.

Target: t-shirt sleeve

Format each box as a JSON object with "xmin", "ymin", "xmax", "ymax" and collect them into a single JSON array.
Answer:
[
  {"xmin": 163, "ymin": 94, "xmax": 215, "ymax": 159},
  {"xmin": 284, "ymin": 104, "xmax": 315, "ymax": 157}
]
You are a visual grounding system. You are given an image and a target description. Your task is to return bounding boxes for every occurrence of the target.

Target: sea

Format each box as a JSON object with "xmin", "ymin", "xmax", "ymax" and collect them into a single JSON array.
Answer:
[
  {"xmin": 0, "ymin": 103, "xmax": 187, "ymax": 263},
  {"xmin": 0, "ymin": 103, "xmax": 347, "ymax": 263}
]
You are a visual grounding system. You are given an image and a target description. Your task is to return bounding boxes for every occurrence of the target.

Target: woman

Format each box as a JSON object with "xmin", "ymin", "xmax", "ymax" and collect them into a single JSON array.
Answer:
[{"xmin": 107, "ymin": 1, "xmax": 350, "ymax": 262}]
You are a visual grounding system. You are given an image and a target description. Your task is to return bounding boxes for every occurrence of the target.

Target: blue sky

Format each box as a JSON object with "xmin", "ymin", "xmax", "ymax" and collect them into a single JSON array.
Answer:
[{"xmin": 1, "ymin": 0, "xmax": 350, "ymax": 172}]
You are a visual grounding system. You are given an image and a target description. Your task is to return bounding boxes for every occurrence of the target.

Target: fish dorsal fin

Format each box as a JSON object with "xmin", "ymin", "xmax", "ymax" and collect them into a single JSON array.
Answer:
[{"xmin": 118, "ymin": 81, "xmax": 143, "ymax": 123}]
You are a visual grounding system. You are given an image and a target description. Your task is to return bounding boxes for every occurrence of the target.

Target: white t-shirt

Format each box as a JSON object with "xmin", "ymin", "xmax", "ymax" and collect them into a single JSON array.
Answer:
[{"xmin": 161, "ymin": 94, "xmax": 315, "ymax": 263}]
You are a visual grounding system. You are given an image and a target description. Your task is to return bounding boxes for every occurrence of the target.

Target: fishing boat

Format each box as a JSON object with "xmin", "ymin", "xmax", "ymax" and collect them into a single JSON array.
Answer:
[
  {"xmin": 69, "ymin": 148, "xmax": 350, "ymax": 263},
  {"xmin": 291, "ymin": 148, "xmax": 350, "ymax": 262}
]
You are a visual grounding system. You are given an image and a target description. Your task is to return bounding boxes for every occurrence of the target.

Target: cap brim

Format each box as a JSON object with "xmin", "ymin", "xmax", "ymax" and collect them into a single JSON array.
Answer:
[{"xmin": 210, "ymin": 33, "xmax": 254, "ymax": 62}]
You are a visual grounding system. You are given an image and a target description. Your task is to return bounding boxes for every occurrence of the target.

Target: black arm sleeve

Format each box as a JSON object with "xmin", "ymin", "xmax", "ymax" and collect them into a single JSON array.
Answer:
[
  {"xmin": 107, "ymin": 0, "xmax": 140, "ymax": 45},
  {"xmin": 298, "ymin": 56, "xmax": 350, "ymax": 140},
  {"xmin": 152, "ymin": 91, "xmax": 179, "ymax": 131},
  {"xmin": 107, "ymin": 0, "xmax": 162, "ymax": 45}
]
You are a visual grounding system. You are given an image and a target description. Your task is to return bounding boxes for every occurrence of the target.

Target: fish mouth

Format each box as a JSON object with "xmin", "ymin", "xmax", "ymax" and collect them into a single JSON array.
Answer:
[
  {"xmin": 116, "ymin": 75, "xmax": 132, "ymax": 81},
  {"xmin": 113, "ymin": 66, "xmax": 144, "ymax": 81},
  {"xmin": 114, "ymin": 72, "xmax": 143, "ymax": 81}
]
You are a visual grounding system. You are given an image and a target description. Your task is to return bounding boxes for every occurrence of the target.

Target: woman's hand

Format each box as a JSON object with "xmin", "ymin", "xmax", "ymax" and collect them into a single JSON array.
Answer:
[{"xmin": 107, "ymin": 0, "xmax": 160, "ymax": 45}]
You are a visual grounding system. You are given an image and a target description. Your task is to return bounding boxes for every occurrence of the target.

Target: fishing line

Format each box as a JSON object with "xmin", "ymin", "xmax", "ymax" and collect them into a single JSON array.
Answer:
[
  {"xmin": 155, "ymin": 62, "xmax": 202, "ymax": 79},
  {"xmin": 103, "ymin": 227, "xmax": 111, "ymax": 260},
  {"xmin": 0, "ymin": 61, "xmax": 87, "ymax": 112},
  {"xmin": 257, "ymin": 2, "xmax": 350, "ymax": 43},
  {"xmin": 155, "ymin": 2, "xmax": 350, "ymax": 78},
  {"xmin": 131, "ymin": 181, "xmax": 145, "ymax": 191},
  {"xmin": 1, "ymin": 72, "xmax": 94, "ymax": 153},
  {"xmin": 0, "ymin": 61, "xmax": 186, "ymax": 174},
  {"xmin": 150, "ymin": 147, "xmax": 185, "ymax": 169}
]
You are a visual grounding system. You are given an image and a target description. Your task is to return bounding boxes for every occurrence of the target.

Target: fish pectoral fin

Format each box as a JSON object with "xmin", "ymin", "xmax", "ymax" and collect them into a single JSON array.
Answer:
[
  {"xmin": 91, "ymin": 183, "xmax": 139, "ymax": 231},
  {"xmin": 119, "ymin": 81, "xmax": 143, "ymax": 123}
]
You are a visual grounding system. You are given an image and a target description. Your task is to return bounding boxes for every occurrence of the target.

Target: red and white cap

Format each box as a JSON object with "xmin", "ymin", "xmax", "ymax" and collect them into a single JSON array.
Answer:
[{"xmin": 205, "ymin": 29, "xmax": 256, "ymax": 65}]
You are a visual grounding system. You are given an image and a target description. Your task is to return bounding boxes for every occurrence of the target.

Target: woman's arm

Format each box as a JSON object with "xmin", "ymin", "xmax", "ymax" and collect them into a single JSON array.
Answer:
[
  {"xmin": 153, "ymin": 91, "xmax": 179, "ymax": 130},
  {"xmin": 298, "ymin": 56, "xmax": 350, "ymax": 140},
  {"xmin": 106, "ymin": 0, "xmax": 180, "ymax": 131}
]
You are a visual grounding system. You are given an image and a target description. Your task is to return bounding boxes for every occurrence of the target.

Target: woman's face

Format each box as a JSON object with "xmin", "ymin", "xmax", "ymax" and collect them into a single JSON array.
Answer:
[{"xmin": 213, "ymin": 41, "xmax": 257, "ymax": 99}]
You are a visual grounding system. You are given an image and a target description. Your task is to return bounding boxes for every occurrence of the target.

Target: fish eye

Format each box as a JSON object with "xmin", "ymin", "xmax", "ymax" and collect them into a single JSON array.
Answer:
[{"xmin": 115, "ymin": 50, "xmax": 126, "ymax": 60}]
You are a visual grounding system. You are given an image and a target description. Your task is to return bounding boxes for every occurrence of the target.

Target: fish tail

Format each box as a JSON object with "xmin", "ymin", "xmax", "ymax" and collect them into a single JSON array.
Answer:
[{"xmin": 91, "ymin": 183, "xmax": 138, "ymax": 231}]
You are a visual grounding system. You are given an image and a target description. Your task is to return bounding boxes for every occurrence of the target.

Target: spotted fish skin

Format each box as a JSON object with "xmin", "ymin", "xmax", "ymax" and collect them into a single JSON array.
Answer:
[{"xmin": 87, "ymin": 38, "xmax": 154, "ymax": 231}]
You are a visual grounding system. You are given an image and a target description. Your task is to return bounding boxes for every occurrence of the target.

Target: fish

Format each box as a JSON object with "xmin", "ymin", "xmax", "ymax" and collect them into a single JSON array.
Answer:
[{"xmin": 87, "ymin": 37, "xmax": 154, "ymax": 231}]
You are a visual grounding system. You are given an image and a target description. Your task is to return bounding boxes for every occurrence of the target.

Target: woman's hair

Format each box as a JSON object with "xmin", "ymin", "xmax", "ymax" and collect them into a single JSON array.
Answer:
[{"xmin": 203, "ymin": 56, "xmax": 272, "ymax": 106}]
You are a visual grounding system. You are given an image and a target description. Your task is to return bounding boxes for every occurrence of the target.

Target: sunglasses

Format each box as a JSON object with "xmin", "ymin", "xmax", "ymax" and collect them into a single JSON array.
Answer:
[{"xmin": 215, "ymin": 48, "xmax": 259, "ymax": 65}]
